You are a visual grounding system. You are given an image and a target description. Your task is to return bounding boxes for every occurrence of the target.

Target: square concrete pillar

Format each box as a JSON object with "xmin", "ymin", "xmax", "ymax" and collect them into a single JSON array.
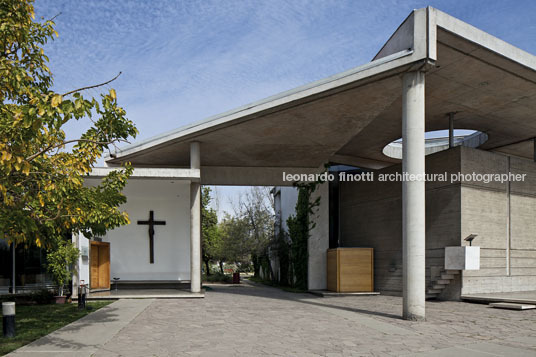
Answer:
[
  {"xmin": 445, "ymin": 246, "xmax": 480, "ymax": 270},
  {"xmin": 190, "ymin": 142, "xmax": 201, "ymax": 293}
]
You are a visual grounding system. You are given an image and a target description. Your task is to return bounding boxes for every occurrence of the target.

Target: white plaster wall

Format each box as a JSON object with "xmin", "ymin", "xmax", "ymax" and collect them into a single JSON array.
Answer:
[
  {"xmin": 78, "ymin": 235, "xmax": 90, "ymax": 286},
  {"xmin": 72, "ymin": 233, "xmax": 89, "ymax": 297},
  {"xmin": 279, "ymin": 186, "xmax": 298, "ymax": 232},
  {"xmin": 308, "ymin": 182, "xmax": 329, "ymax": 291},
  {"xmin": 85, "ymin": 178, "xmax": 191, "ymax": 281},
  {"xmin": 276, "ymin": 184, "xmax": 328, "ymax": 290}
]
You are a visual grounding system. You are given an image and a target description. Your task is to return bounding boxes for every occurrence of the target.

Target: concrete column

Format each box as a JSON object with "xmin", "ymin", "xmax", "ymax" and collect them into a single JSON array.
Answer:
[
  {"xmin": 448, "ymin": 113, "xmax": 455, "ymax": 148},
  {"xmin": 190, "ymin": 142, "xmax": 201, "ymax": 293},
  {"xmin": 307, "ymin": 181, "xmax": 329, "ymax": 291},
  {"xmin": 402, "ymin": 71, "xmax": 426, "ymax": 321}
]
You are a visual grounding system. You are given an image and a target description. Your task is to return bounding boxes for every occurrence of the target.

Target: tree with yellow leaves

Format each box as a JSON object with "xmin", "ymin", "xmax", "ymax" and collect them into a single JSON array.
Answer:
[{"xmin": 0, "ymin": 0, "xmax": 138, "ymax": 249}]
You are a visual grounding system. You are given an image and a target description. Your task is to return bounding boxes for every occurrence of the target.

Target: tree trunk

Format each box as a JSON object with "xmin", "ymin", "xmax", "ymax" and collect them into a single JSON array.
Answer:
[
  {"xmin": 204, "ymin": 259, "xmax": 211, "ymax": 276},
  {"xmin": 252, "ymin": 254, "xmax": 260, "ymax": 278},
  {"xmin": 219, "ymin": 261, "xmax": 224, "ymax": 274}
]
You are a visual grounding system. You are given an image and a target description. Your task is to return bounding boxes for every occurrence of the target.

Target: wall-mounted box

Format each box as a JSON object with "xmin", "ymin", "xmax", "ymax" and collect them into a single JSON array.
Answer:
[
  {"xmin": 80, "ymin": 245, "xmax": 89, "ymax": 258},
  {"xmin": 445, "ymin": 246, "xmax": 480, "ymax": 270}
]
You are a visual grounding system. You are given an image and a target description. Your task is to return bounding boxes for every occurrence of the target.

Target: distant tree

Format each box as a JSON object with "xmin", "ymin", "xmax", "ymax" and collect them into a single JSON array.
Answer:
[
  {"xmin": 211, "ymin": 187, "xmax": 275, "ymax": 276},
  {"xmin": 216, "ymin": 214, "xmax": 252, "ymax": 273},
  {"xmin": 239, "ymin": 187, "xmax": 274, "ymax": 278},
  {"xmin": 201, "ymin": 187, "xmax": 219, "ymax": 275},
  {"xmin": 0, "ymin": 0, "xmax": 137, "ymax": 249}
]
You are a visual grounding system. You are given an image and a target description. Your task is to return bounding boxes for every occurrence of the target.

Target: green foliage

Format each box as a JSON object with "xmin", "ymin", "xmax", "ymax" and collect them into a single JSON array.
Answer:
[
  {"xmin": 217, "ymin": 214, "xmax": 252, "ymax": 267},
  {"xmin": 0, "ymin": 0, "xmax": 137, "ymax": 248},
  {"xmin": 202, "ymin": 272, "xmax": 232, "ymax": 284},
  {"xmin": 46, "ymin": 238, "xmax": 79, "ymax": 296},
  {"xmin": 204, "ymin": 187, "xmax": 275, "ymax": 275},
  {"xmin": 286, "ymin": 182, "xmax": 321, "ymax": 290},
  {"xmin": 239, "ymin": 187, "xmax": 274, "ymax": 278},
  {"xmin": 0, "ymin": 289, "xmax": 54, "ymax": 305},
  {"xmin": 28, "ymin": 288, "xmax": 55, "ymax": 304},
  {"xmin": 236, "ymin": 261, "xmax": 252, "ymax": 273},
  {"xmin": 201, "ymin": 187, "xmax": 220, "ymax": 275}
]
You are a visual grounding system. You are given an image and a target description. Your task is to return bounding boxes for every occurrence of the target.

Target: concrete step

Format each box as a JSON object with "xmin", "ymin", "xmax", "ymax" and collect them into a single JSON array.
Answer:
[
  {"xmin": 490, "ymin": 302, "xmax": 536, "ymax": 310},
  {"xmin": 444, "ymin": 270, "xmax": 460, "ymax": 275},
  {"xmin": 441, "ymin": 274, "xmax": 455, "ymax": 280},
  {"xmin": 428, "ymin": 289, "xmax": 442, "ymax": 294},
  {"xmin": 110, "ymin": 281, "xmax": 190, "ymax": 289},
  {"xmin": 436, "ymin": 279, "xmax": 451, "ymax": 285},
  {"xmin": 433, "ymin": 284, "xmax": 447, "ymax": 290}
]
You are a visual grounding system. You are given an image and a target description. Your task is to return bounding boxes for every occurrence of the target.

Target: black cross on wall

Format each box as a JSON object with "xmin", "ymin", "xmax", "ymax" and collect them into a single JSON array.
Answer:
[{"xmin": 137, "ymin": 210, "xmax": 166, "ymax": 264}]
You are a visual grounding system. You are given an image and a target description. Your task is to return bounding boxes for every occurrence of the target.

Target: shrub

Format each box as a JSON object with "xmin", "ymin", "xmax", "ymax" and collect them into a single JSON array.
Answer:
[
  {"xmin": 29, "ymin": 289, "xmax": 55, "ymax": 304},
  {"xmin": 0, "ymin": 289, "xmax": 55, "ymax": 305},
  {"xmin": 47, "ymin": 240, "xmax": 79, "ymax": 296},
  {"xmin": 203, "ymin": 272, "xmax": 232, "ymax": 284}
]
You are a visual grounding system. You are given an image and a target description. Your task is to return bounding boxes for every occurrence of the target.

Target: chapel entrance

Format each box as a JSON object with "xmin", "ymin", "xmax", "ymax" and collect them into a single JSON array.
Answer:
[{"xmin": 90, "ymin": 241, "xmax": 110, "ymax": 289}]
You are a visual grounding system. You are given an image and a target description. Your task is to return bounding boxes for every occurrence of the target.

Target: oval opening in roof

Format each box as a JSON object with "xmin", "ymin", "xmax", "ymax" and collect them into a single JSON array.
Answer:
[{"xmin": 382, "ymin": 130, "xmax": 488, "ymax": 160}]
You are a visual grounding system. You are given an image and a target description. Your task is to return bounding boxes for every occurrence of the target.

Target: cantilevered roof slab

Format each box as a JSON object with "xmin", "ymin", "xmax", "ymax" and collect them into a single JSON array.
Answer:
[
  {"xmin": 108, "ymin": 49, "xmax": 420, "ymax": 169},
  {"xmin": 107, "ymin": 7, "xmax": 536, "ymax": 184}
]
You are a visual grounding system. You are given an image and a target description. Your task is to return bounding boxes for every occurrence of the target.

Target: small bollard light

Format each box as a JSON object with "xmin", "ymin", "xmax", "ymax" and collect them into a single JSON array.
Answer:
[
  {"xmin": 113, "ymin": 277, "xmax": 120, "ymax": 292},
  {"xmin": 78, "ymin": 280, "xmax": 87, "ymax": 310},
  {"xmin": 78, "ymin": 284, "xmax": 87, "ymax": 310},
  {"xmin": 2, "ymin": 302, "xmax": 16, "ymax": 338}
]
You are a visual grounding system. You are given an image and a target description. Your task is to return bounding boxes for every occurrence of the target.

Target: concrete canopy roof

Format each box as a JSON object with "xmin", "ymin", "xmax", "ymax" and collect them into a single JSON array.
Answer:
[{"xmin": 107, "ymin": 7, "xmax": 536, "ymax": 183}]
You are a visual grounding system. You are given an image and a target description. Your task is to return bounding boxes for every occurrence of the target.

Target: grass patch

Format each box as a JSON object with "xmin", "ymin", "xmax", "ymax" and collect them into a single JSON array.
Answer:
[
  {"xmin": 0, "ymin": 301, "xmax": 111, "ymax": 356},
  {"xmin": 247, "ymin": 276, "xmax": 308, "ymax": 293}
]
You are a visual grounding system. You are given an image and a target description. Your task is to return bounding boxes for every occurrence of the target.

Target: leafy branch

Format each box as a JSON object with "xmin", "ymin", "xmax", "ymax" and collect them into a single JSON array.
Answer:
[
  {"xmin": 61, "ymin": 72, "xmax": 122, "ymax": 97},
  {"xmin": 26, "ymin": 138, "xmax": 124, "ymax": 162}
]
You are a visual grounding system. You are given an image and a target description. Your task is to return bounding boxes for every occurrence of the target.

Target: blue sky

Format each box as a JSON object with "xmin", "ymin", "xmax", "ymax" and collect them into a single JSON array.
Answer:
[{"xmin": 34, "ymin": 0, "xmax": 536, "ymax": 215}]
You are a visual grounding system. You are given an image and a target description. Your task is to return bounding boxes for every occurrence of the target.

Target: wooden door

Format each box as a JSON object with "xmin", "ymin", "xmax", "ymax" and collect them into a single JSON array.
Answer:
[{"xmin": 90, "ymin": 241, "xmax": 110, "ymax": 289}]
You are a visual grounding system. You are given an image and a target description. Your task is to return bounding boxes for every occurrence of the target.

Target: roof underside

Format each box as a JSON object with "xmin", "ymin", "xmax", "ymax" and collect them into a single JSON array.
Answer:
[{"xmin": 107, "ymin": 7, "xmax": 536, "ymax": 175}]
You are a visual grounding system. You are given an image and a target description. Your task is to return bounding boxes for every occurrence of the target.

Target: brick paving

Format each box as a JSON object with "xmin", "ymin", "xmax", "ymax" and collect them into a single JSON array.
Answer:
[{"xmin": 91, "ymin": 281, "xmax": 536, "ymax": 356}]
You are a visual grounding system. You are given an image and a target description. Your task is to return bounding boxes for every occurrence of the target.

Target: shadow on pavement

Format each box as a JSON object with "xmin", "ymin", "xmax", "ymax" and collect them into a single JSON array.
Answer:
[{"xmin": 207, "ymin": 279, "xmax": 403, "ymax": 320}]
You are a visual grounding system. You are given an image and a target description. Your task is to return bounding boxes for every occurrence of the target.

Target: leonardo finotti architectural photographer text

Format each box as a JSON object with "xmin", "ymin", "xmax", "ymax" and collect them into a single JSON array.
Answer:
[{"xmin": 282, "ymin": 171, "xmax": 527, "ymax": 183}]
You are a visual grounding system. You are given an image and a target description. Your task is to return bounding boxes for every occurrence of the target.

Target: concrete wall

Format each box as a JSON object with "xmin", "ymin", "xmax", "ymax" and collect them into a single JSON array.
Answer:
[
  {"xmin": 273, "ymin": 184, "xmax": 329, "ymax": 290},
  {"xmin": 374, "ymin": 12, "xmax": 414, "ymax": 60},
  {"xmin": 76, "ymin": 234, "xmax": 90, "ymax": 286},
  {"xmin": 276, "ymin": 187, "xmax": 299, "ymax": 233},
  {"xmin": 84, "ymin": 178, "xmax": 191, "ymax": 281},
  {"xmin": 339, "ymin": 146, "xmax": 536, "ymax": 298},
  {"xmin": 460, "ymin": 148, "xmax": 536, "ymax": 294},
  {"xmin": 340, "ymin": 148, "xmax": 462, "ymax": 297},
  {"xmin": 308, "ymin": 182, "xmax": 330, "ymax": 290}
]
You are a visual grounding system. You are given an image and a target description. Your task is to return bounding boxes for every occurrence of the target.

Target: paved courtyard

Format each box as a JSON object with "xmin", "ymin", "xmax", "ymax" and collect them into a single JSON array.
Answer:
[{"xmin": 10, "ymin": 282, "xmax": 536, "ymax": 356}]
